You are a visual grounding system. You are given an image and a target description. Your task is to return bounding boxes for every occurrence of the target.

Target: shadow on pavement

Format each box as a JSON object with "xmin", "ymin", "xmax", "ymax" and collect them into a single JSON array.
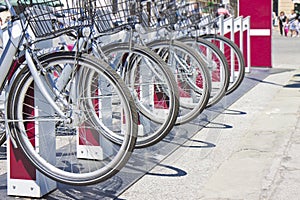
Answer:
[
  {"xmin": 246, "ymin": 76, "xmax": 284, "ymax": 87},
  {"xmin": 284, "ymin": 83, "xmax": 300, "ymax": 88},
  {"xmin": 146, "ymin": 164, "xmax": 187, "ymax": 177},
  {"xmin": 222, "ymin": 109, "xmax": 247, "ymax": 115}
]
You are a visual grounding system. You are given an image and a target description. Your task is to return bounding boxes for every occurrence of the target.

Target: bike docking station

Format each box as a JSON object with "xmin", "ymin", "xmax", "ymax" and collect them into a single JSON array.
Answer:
[
  {"xmin": 77, "ymin": 80, "xmax": 114, "ymax": 160},
  {"xmin": 232, "ymin": 16, "xmax": 251, "ymax": 73},
  {"xmin": 5, "ymin": 36, "xmax": 57, "ymax": 197},
  {"xmin": 222, "ymin": 15, "xmax": 250, "ymax": 73},
  {"xmin": 7, "ymin": 86, "xmax": 57, "ymax": 198},
  {"xmin": 241, "ymin": 16, "xmax": 251, "ymax": 73},
  {"xmin": 208, "ymin": 15, "xmax": 251, "ymax": 78}
]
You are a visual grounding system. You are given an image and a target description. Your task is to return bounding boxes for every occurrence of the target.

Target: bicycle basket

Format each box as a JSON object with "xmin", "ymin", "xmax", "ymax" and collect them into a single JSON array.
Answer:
[
  {"xmin": 93, "ymin": 0, "xmax": 141, "ymax": 34},
  {"xmin": 17, "ymin": 0, "xmax": 93, "ymax": 39},
  {"xmin": 140, "ymin": 0, "xmax": 178, "ymax": 31},
  {"xmin": 174, "ymin": 3, "xmax": 217, "ymax": 30}
]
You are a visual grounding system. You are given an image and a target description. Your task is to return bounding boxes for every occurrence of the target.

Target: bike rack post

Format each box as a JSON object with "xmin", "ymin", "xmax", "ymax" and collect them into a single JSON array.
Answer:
[
  {"xmin": 215, "ymin": 16, "xmax": 225, "ymax": 53},
  {"xmin": 242, "ymin": 16, "xmax": 251, "ymax": 72},
  {"xmin": 233, "ymin": 16, "xmax": 245, "ymax": 76},
  {"xmin": 233, "ymin": 16, "xmax": 243, "ymax": 51},
  {"xmin": 77, "ymin": 79, "xmax": 113, "ymax": 160},
  {"xmin": 7, "ymin": 82, "xmax": 57, "ymax": 198},
  {"xmin": 234, "ymin": 16, "xmax": 251, "ymax": 73},
  {"xmin": 218, "ymin": 16, "xmax": 252, "ymax": 74},
  {"xmin": 219, "ymin": 16, "xmax": 237, "ymax": 82},
  {"xmin": 220, "ymin": 16, "xmax": 234, "ymax": 41}
]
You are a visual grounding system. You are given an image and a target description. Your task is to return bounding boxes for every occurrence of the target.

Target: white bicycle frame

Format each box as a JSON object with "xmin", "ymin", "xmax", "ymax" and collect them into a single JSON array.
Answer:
[{"xmin": 0, "ymin": 0, "xmax": 71, "ymax": 121}]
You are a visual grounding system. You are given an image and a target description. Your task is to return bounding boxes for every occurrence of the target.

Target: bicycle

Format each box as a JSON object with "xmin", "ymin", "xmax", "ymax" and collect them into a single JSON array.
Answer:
[{"xmin": 0, "ymin": 0, "xmax": 139, "ymax": 185}]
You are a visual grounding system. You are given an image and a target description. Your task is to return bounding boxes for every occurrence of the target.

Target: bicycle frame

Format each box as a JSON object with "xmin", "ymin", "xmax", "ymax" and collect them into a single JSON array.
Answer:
[
  {"xmin": 0, "ymin": 0, "xmax": 73, "ymax": 128},
  {"xmin": 0, "ymin": 19, "xmax": 23, "ymax": 91}
]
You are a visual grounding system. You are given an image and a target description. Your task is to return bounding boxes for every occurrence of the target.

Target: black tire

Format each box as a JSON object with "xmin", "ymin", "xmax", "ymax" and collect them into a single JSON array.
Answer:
[{"xmin": 0, "ymin": 131, "xmax": 5, "ymax": 147}]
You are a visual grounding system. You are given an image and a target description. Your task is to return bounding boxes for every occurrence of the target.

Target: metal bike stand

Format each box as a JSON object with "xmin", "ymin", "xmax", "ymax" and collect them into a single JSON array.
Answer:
[
  {"xmin": 7, "ymin": 82, "xmax": 57, "ymax": 198},
  {"xmin": 215, "ymin": 15, "xmax": 251, "ymax": 75},
  {"xmin": 224, "ymin": 16, "xmax": 252, "ymax": 74},
  {"xmin": 234, "ymin": 16, "xmax": 243, "ymax": 50},
  {"xmin": 77, "ymin": 79, "xmax": 113, "ymax": 160},
  {"xmin": 135, "ymin": 65, "xmax": 170, "ymax": 136},
  {"xmin": 233, "ymin": 16, "xmax": 251, "ymax": 73},
  {"xmin": 233, "ymin": 16, "xmax": 245, "ymax": 78},
  {"xmin": 242, "ymin": 16, "xmax": 251, "ymax": 72},
  {"xmin": 5, "ymin": 38, "xmax": 58, "ymax": 197},
  {"xmin": 219, "ymin": 16, "xmax": 235, "ymax": 83},
  {"xmin": 137, "ymin": 67, "xmax": 152, "ymax": 136},
  {"xmin": 220, "ymin": 16, "xmax": 235, "ymax": 40}
]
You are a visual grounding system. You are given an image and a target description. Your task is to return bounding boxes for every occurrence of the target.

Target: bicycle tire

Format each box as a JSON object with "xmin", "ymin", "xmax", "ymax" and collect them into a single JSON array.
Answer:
[
  {"xmin": 7, "ymin": 51, "xmax": 138, "ymax": 185},
  {"xmin": 101, "ymin": 42, "xmax": 180, "ymax": 148},
  {"xmin": 0, "ymin": 109, "xmax": 5, "ymax": 146},
  {"xmin": 201, "ymin": 34, "xmax": 245, "ymax": 95},
  {"xmin": 0, "ymin": 131, "xmax": 5, "ymax": 147}
]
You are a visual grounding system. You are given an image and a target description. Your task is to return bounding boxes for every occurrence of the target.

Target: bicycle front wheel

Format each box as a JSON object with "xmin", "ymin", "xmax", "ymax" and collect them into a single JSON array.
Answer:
[
  {"xmin": 147, "ymin": 39, "xmax": 212, "ymax": 124},
  {"xmin": 180, "ymin": 36, "xmax": 230, "ymax": 107},
  {"xmin": 7, "ymin": 52, "xmax": 138, "ymax": 185},
  {"xmin": 101, "ymin": 42, "xmax": 179, "ymax": 148}
]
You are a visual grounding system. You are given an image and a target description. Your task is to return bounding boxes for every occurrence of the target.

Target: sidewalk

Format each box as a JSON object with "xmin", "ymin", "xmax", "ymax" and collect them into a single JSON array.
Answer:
[{"xmin": 118, "ymin": 30, "xmax": 300, "ymax": 199}]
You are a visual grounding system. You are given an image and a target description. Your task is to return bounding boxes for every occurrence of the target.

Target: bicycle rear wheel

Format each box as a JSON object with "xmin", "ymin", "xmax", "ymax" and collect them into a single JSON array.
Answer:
[
  {"xmin": 201, "ymin": 34, "xmax": 245, "ymax": 94},
  {"xmin": 7, "ymin": 52, "xmax": 138, "ymax": 185}
]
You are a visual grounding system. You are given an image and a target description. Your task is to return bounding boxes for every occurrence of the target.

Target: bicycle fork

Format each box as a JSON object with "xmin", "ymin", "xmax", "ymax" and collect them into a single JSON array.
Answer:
[{"xmin": 7, "ymin": 50, "xmax": 73, "ymax": 147}]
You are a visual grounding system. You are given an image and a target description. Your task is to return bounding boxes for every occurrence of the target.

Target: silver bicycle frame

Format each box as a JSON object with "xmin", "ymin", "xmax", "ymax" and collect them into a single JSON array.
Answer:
[{"xmin": 0, "ymin": 0, "xmax": 67, "ymax": 118}]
